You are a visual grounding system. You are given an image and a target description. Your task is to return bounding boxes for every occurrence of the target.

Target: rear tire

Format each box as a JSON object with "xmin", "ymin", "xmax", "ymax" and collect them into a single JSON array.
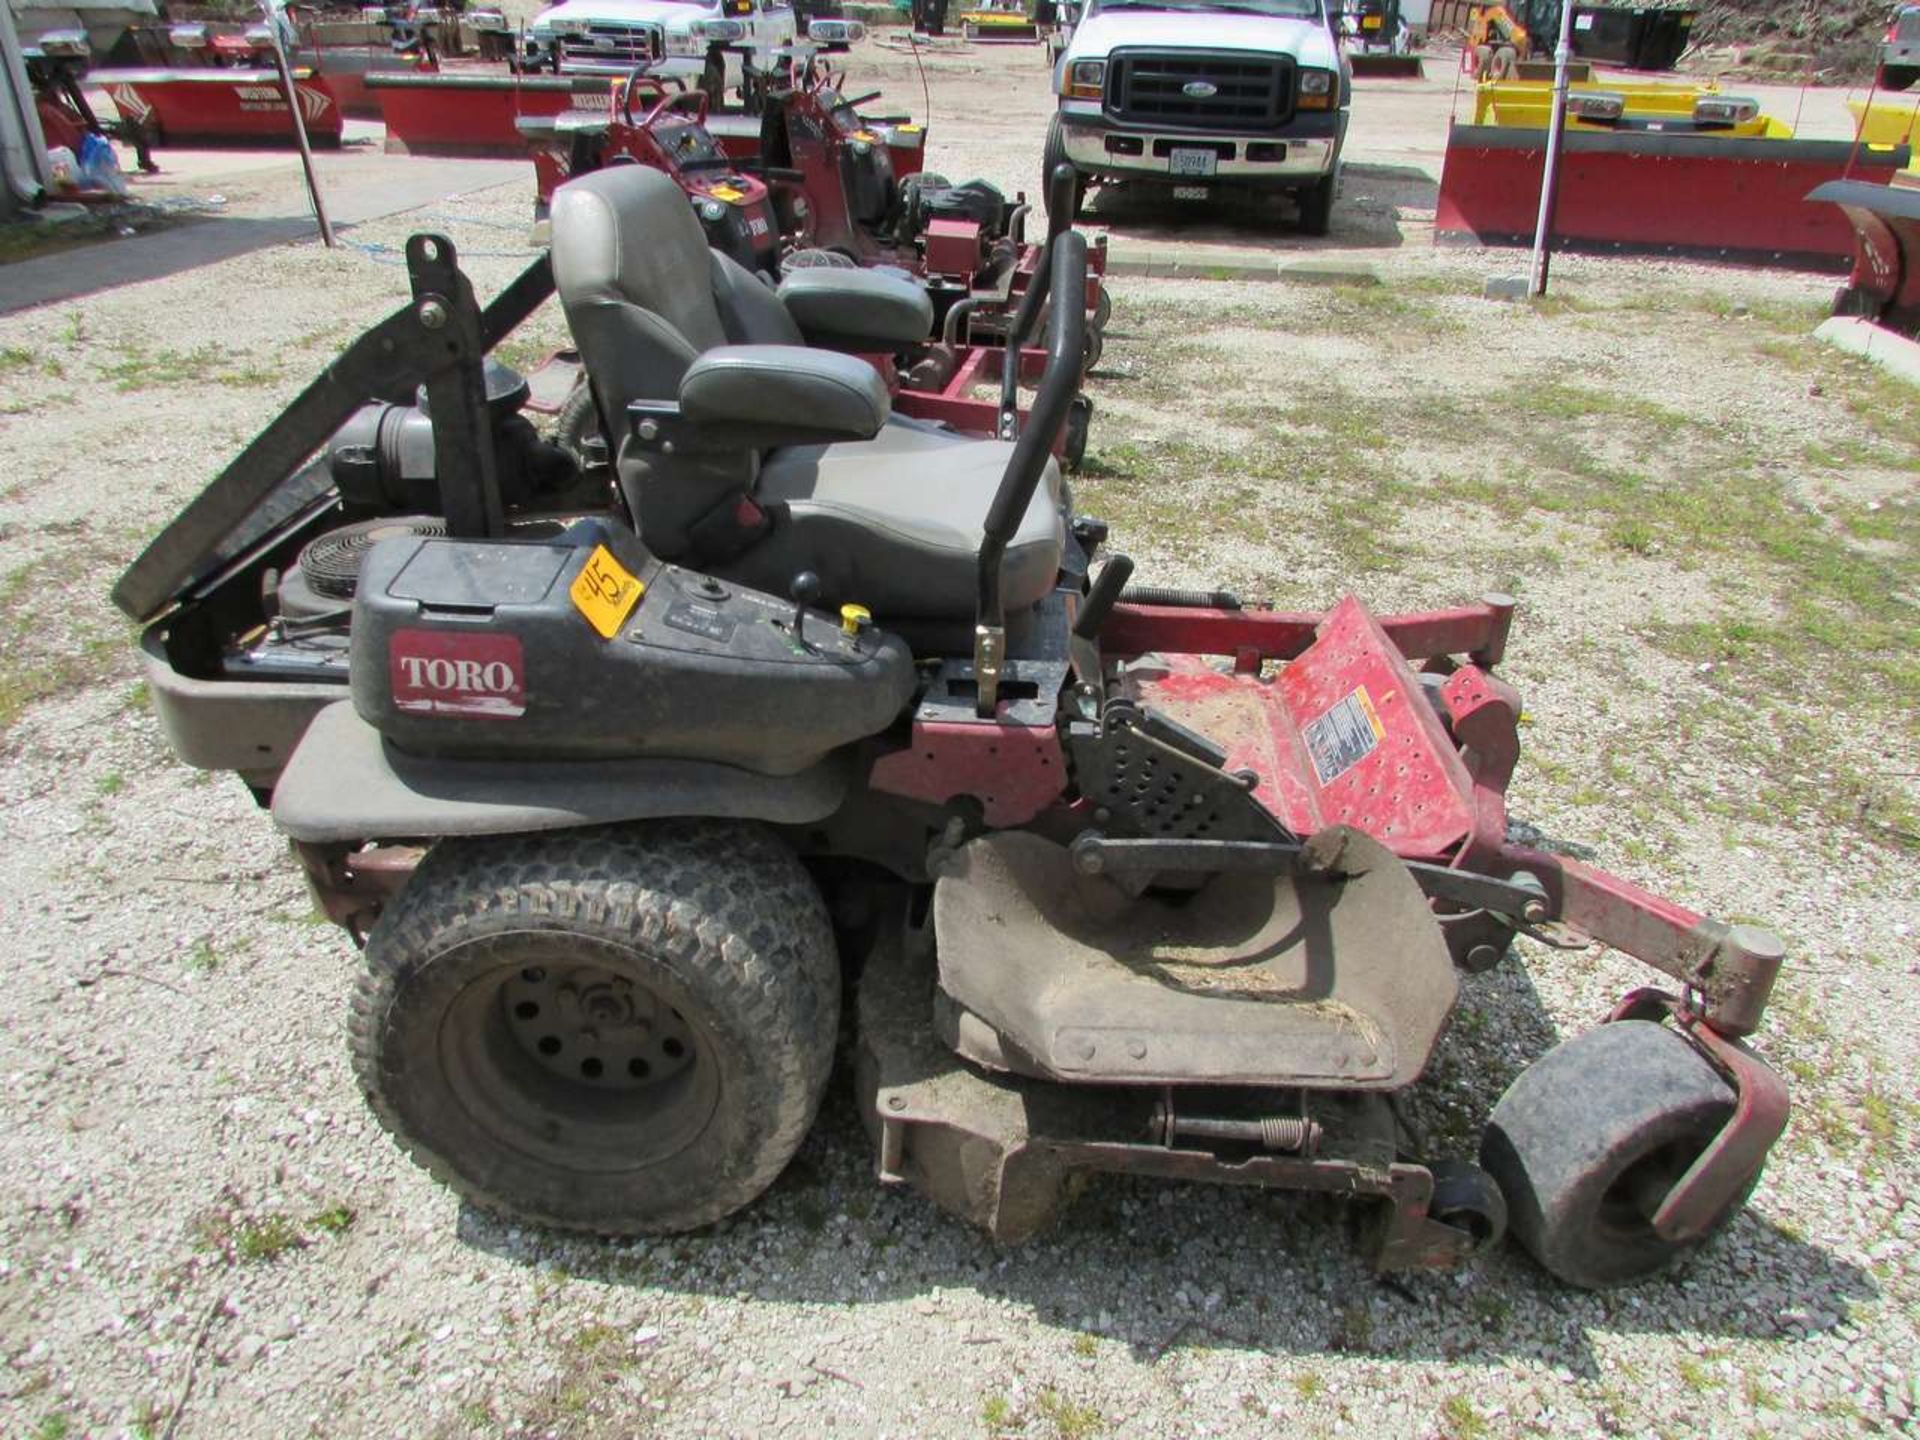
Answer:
[
  {"xmin": 1297, "ymin": 172, "xmax": 1335, "ymax": 236},
  {"xmin": 1881, "ymin": 62, "xmax": 1920, "ymax": 91},
  {"xmin": 350, "ymin": 820, "xmax": 840, "ymax": 1235},
  {"xmin": 1042, "ymin": 115, "xmax": 1085, "ymax": 219},
  {"xmin": 1481, "ymin": 1020, "xmax": 1754, "ymax": 1290}
]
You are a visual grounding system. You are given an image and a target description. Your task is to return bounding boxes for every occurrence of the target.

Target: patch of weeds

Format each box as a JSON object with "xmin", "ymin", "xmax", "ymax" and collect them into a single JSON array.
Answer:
[
  {"xmin": 0, "ymin": 344, "xmax": 63, "ymax": 380},
  {"xmin": 184, "ymin": 939, "xmax": 220, "ymax": 974},
  {"xmin": 1606, "ymin": 515, "xmax": 1656, "ymax": 555},
  {"xmin": 981, "ymin": 1391, "xmax": 1021, "ymax": 1434},
  {"xmin": 0, "ymin": 556, "xmax": 128, "ymax": 741},
  {"xmin": 1440, "ymin": 1393, "xmax": 1490, "ymax": 1440},
  {"xmin": 1469, "ymin": 1290, "xmax": 1511, "ymax": 1331},
  {"xmin": 1677, "ymin": 1355, "xmax": 1720, "ymax": 1392},
  {"xmin": 98, "ymin": 341, "xmax": 284, "ymax": 394},
  {"xmin": 1330, "ymin": 1299, "xmax": 1374, "ymax": 1353},
  {"xmin": 234, "ymin": 1214, "xmax": 307, "ymax": 1262},
  {"xmin": 33, "ymin": 1416, "xmax": 74, "ymax": 1440},
  {"xmin": 1034, "ymin": 1389, "xmax": 1101, "ymax": 1440},
  {"xmin": 1293, "ymin": 1371, "xmax": 1326, "ymax": 1401},
  {"xmin": 96, "ymin": 771, "xmax": 125, "ymax": 796},
  {"xmin": 309, "ymin": 1202, "xmax": 356, "ymax": 1235},
  {"xmin": 1070, "ymin": 1332, "xmax": 1098, "ymax": 1359}
]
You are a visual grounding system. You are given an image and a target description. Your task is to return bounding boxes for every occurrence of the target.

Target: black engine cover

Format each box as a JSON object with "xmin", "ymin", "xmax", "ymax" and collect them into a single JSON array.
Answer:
[{"xmin": 350, "ymin": 530, "xmax": 915, "ymax": 774}]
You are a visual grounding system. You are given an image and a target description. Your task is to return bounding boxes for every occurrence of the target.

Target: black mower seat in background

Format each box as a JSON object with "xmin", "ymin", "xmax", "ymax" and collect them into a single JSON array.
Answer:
[{"xmin": 550, "ymin": 164, "xmax": 1065, "ymax": 622}]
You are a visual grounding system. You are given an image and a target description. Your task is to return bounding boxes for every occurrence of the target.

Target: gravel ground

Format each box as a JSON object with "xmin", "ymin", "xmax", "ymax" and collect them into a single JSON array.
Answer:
[{"xmin": 3, "ymin": 37, "xmax": 1918, "ymax": 1440}]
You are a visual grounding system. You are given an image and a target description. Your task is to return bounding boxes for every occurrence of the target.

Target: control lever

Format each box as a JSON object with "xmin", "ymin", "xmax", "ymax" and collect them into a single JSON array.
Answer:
[{"xmin": 788, "ymin": 570, "xmax": 822, "ymax": 649}]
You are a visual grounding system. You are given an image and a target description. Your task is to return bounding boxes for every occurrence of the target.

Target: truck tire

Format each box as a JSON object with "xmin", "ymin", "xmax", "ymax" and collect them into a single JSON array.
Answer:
[
  {"xmin": 1481, "ymin": 1020, "xmax": 1757, "ymax": 1290},
  {"xmin": 350, "ymin": 820, "xmax": 840, "ymax": 1235},
  {"xmin": 1297, "ymin": 172, "xmax": 1335, "ymax": 237},
  {"xmin": 1042, "ymin": 115, "xmax": 1085, "ymax": 219},
  {"xmin": 1881, "ymin": 63, "xmax": 1920, "ymax": 92}
]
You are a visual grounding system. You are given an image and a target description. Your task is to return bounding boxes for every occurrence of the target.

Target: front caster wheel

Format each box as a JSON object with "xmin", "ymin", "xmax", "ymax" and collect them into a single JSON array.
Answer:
[
  {"xmin": 1428, "ymin": 1159, "xmax": 1508, "ymax": 1257},
  {"xmin": 1481, "ymin": 1020, "xmax": 1757, "ymax": 1289},
  {"xmin": 350, "ymin": 820, "xmax": 840, "ymax": 1235},
  {"xmin": 1062, "ymin": 393, "xmax": 1093, "ymax": 471}
]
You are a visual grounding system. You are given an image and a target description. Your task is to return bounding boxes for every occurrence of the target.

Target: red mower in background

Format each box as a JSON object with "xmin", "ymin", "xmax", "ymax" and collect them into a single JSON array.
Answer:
[
  {"xmin": 524, "ymin": 63, "xmax": 1106, "ymax": 465},
  {"xmin": 526, "ymin": 79, "xmax": 784, "ymax": 278}
]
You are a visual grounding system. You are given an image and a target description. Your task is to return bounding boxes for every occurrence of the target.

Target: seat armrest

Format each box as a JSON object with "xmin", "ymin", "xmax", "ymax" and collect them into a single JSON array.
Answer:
[
  {"xmin": 644, "ymin": 345, "xmax": 890, "ymax": 451},
  {"xmin": 776, "ymin": 269, "xmax": 935, "ymax": 351}
]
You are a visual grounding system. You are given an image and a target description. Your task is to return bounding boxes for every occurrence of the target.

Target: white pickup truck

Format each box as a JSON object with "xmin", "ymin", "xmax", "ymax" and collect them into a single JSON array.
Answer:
[
  {"xmin": 523, "ymin": 0, "xmax": 859, "ymax": 101},
  {"xmin": 1043, "ymin": 0, "xmax": 1351, "ymax": 233}
]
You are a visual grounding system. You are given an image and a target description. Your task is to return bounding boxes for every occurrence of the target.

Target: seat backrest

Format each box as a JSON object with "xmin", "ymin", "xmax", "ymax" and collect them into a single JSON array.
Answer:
[
  {"xmin": 551, "ymin": 164, "xmax": 804, "ymax": 558},
  {"xmin": 551, "ymin": 165, "xmax": 730, "ymax": 420}
]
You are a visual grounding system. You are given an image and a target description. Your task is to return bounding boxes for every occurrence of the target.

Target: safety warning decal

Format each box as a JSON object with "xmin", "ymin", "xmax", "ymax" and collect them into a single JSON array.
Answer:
[{"xmin": 1303, "ymin": 686, "xmax": 1385, "ymax": 787}]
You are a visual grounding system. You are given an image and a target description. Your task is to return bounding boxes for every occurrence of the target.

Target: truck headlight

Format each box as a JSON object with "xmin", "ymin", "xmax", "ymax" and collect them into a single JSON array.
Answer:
[
  {"xmin": 545, "ymin": 18, "xmax": 586, "ymax": 35},
  {"xmin": 1062, "ymin": 59, "xmax": 1105, "ymax": 100},
  {"xmin": 1298, "ymin": 68, "xmax": 1334, "ymax": 108},
  {"xmin": 692, "ymin": 18, "xmax": 745, "ymax": 40},
  {"xmin": 808, "ymin": 17, "xmax": 865, "ymax": 43}
]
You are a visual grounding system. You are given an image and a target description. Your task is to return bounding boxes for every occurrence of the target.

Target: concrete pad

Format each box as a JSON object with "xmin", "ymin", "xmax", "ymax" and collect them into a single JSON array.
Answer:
[
  {"xmin": 1483, "ymin": 274, "xmax": 1532, "ymax": 302},
  {"xmin": 1815, "ymin": 315, "xmax": 1920, "ymax": 387},
  {"xmin": 0, "ymin": 155, "xmax": 526, "ymax": 316},
  {"xmin": 1104, "ymin": 244, "xmax": 1279, "ymax": 281},
  {"xmin": 1277, "ymin": 258, "xmax": 1381, "ymax": 287}
]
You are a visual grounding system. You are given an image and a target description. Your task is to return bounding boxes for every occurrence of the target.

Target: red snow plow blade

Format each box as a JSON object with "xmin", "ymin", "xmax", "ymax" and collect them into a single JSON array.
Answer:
[
  {"xmin": 1811, "ymin": 177, "xmax": 1920, "ymax": 334},
  {"xmin": 1437, "ymin": 125, "xmax": 1909, "ymax": 268},
  {"xmin": 369, "ymin": 72, "xmax": 616, "ymax": 158},
  {"xmin": 96, "ymin": 68, "xmax": 344, "ymax": 147}
]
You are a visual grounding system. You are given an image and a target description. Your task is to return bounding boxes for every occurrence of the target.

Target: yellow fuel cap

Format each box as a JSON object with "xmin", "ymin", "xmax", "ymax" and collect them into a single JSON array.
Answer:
[{"xmin": 840, "ymin": 603, "xmax": 872, "ymax": 636}]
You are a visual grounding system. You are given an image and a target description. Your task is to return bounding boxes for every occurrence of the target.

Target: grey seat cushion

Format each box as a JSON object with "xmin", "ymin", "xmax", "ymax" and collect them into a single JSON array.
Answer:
[
  {"xmin": 680, "ymin": 346, "xmax": 890, "ymax": 439},
  {"xmin": 721, "ymin": 421, "xmax": 1066, "ymax": 622}
]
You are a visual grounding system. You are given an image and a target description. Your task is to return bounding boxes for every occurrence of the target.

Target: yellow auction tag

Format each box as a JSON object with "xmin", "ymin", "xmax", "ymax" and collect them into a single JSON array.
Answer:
[
  {"xmin": 709, "ymin": 183, "xmax": 744, "ymax": 203},
  {"xmin": 570, "ymin": 545, "xmax": 644, "ymax": 639}
]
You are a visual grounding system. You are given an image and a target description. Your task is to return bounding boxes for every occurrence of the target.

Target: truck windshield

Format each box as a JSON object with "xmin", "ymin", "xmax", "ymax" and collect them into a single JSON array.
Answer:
[{"xmin": 1092, "ymin": 0, "xmax": 1321, "ymax": 16}]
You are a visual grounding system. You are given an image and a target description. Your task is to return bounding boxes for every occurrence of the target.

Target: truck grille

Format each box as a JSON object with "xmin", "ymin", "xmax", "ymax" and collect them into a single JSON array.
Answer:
[
  {"xmin": 1105, "ymin": 50, "xmax": 1294, "ymax": 132},
  {"xmin": 558, "ymin": 21, "xmax": 663, "ymax": 70}
]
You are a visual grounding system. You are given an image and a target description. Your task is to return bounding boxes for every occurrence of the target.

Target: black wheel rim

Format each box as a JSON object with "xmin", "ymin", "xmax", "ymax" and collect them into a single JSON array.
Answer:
[{"xmin": 436, "ymin": 932, "xmax": 721, "ymax": 1174}]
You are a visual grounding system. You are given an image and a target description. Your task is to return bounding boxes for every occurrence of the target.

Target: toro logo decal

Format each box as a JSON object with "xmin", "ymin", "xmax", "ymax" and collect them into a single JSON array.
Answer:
[{"xmin": 389, "ymin": 630, "xmax": 526, "ymax": 719}]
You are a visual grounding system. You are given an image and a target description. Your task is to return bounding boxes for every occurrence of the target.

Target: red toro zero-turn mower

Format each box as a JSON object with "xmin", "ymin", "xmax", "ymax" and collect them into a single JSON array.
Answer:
[
  {"xmin": 524, "ymin": 67, "xmax": 1102, "ymax": 463},
  {"xmin": 115, "ymin": 164, "xmax": 1790, "ymax": 1290}
]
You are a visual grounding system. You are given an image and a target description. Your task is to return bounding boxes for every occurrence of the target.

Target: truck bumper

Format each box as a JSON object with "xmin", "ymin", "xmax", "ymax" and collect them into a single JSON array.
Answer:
[
  {"xmin": 1057, "ymin": 104, "xmax": 1344, "ymax": 186},
  {"xmin": 553, "ymin": 55, "xmax": 708, "ymax": 79}
]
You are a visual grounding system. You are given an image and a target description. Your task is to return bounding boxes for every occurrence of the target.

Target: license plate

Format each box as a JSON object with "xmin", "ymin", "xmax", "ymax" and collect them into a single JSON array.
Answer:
[
  {"xmin": 1171, "ymin": 184, "xmax": 1210, "ymax": 201},
  {"xmin": 1168, "ymin": 147, "xmax": 1217, "ymax": 177}
]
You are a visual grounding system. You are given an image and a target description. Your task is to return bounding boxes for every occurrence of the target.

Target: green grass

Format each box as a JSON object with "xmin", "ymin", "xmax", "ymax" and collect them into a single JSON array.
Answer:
[
  {"xmin": 33, "ymin": 1416, "xmax": 73, "ymax": 1440},
  {"xmin": 97, "ymin": 341, "xmax": 285, "ymax": 393},
  {"xmin": 0, "ymin": 557, "xmax": 127, "ymax": 742}
]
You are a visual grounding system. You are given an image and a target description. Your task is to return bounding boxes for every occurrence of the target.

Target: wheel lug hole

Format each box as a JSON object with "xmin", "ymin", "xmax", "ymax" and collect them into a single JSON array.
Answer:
[
  {"xmin": 536, "ymin": 1035, "xmax": 562, "ymax": 1057},
  {"xmin": 513, "ymin": 1001, "xmax": 539, "ymax": 1021}
]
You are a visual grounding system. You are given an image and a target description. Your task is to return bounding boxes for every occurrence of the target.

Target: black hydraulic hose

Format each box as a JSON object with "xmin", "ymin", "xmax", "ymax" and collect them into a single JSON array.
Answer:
[
  {"xmin": 978, "ymin": 231, "xmax": 1088, "ymax": 632},
  {"xmin": 1074, "ymin": 554, "xmax": 1134, "ymax": 640}
]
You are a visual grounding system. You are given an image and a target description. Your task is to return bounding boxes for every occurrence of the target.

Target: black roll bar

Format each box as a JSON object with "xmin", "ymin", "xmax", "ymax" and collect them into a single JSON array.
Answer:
[
  {"xmin": 973, "ymin": 227, "xmax": 1088, "ymax": 717},
  {"xmin": 997, "ymin": 163, "xmax": 1082, "ymax": 438}
]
